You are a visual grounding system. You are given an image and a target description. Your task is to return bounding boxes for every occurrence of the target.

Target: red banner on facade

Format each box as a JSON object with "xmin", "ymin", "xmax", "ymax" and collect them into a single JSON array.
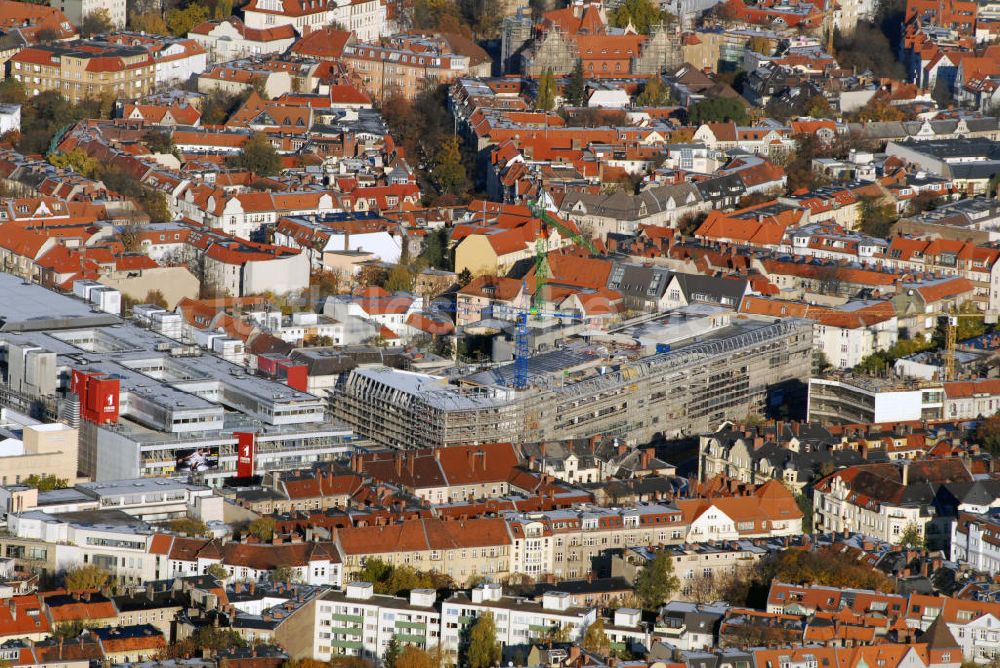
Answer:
[{"xmin": 235, "ymin": 432, "xmax": 255, "ymax": 478}]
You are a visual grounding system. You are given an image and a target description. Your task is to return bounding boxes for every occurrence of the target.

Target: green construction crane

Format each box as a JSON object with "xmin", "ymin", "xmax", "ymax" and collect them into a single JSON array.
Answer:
[{"xmin": 527, "ymin": 200, "xmax": 599, "ymax": 313}]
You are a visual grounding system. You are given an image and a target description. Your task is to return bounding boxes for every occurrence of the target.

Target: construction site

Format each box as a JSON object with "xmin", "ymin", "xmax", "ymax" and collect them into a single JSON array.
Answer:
[{"xmin": 334, "ymin": 317, "xmax": 814, "ymax": 449}]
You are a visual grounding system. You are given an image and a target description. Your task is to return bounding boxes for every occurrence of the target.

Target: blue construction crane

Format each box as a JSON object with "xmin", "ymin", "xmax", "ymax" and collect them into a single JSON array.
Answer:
[{"xmin": 428, "ymin": 298, "xmax": 583, "ymax": 391}]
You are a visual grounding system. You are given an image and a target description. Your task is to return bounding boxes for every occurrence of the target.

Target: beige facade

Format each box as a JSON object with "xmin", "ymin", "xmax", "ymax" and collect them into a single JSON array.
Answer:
[
  {"xmin": 11, "ymin": 42, "xmax": 155, "ymax": 102},
  {"xmin": 96, "ymin": 266, "xmax": 200, "ymax": 310},
  {"xmin": 0, "ymin": 423, "xmax": 79, "ymax": 487}
]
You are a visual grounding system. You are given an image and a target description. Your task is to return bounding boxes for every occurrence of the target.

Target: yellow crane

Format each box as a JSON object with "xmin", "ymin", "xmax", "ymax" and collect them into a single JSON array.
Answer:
[{"xmin": 942, "ymin": 308, "xmax": 988, "ymax": 382}]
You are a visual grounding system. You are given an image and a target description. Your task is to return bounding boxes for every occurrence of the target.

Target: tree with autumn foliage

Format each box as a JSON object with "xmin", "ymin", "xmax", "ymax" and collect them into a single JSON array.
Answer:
[
  {"xmin": 975, "ymin": 413, "xmax": 1000, "ymax": 456},
  {"xmin": 610, "ymin": 0, "xmax": 674, "ymax": 33}
]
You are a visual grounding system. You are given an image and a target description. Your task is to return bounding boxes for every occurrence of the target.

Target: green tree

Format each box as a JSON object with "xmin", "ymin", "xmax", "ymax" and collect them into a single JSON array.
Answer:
[
  {"xmin": 246, "ymin": 516, "xmax": 276, "ymax": 541},
  {"xmin": 0, "ymin": 78, "xmax": 27, "ymax": 105},
  {"xmin": 170, "ymin": 517, "xmax": 210, "ymax": 537},
  {"xmin": 433, "ymin": 136, "xmax": 469, "ymax": 197},
  {"xmin": 419, "ymin": 227, "xmax": 452, "ymax": 271},
  {"xmin": 457, "ymin": 268, "xmax": 472, "ymax": 286},
  {"xmin": 535, "ymin": 68, "xmax": 557, "ymax": 111},
  {"xmin": 795, "ymin": 493, "xmax": 813, "ymax": 533},
  {"xmin": 565, "ymin": 59, "xmax": 587, "ymax": 107},
  {"xmin": 64, "ymin": 564, "xmax": 111, "ymax": 592},
  {"xmin": 899, "ymin": 523, "xmax": 925, "ymax": 548},
  {"xmin": 166, "ymin": 3, "xmax": 209, "ymax": 36},
  {"xmin": 206, "ymin": 563, "xmax": 228, "ymax": 580},
  {"xmin": 226, "ymin": 132, "xmax": 281, "ymax": 176},
  {"xmin": 688, "ymin": 97, "xmax": 748, "ymax": 125},
  {"xmin": 610, "ymin": 0, "xmax": 673, "ymax": 33},
  {"xmin": 271, "ymin": 566, "xmax": 299, "ymax": 584},
  {"xmin": 54, "ymin": 620, "xmax": 88, "ymax": 639},
  {"xmin": 23, "ymin": 474, "xmax": 68, "ymax": 491},
  {"xmin": 79, "ymin": 8, "xmax": 114, "ymax": 37},
  {"xmin": 385, "ymin": 264, "xmax": 415, "ymax": 293},
  {"xmin": 49, "ymin": 148, "xmax": 100, "ymax": 177},
  {"xmin": 858, "ymin": 194, "xmax": 897, "ymax": 237},
  {"xmin": 581, "ymin": 619, "xmax": 611, "ymax": 656},
  {"xmin": 466, "ymin": 613, "xmax": 500, "ymax": 668},
  {"xmin": 383, "ymin": 636, "xmax": 402, "ymax": 668},
  {"xmin": 144, "ymin": 129, "xmax": 175, "ymax": 155},
  {"xmin": 140, "ymin": 189, "xmax": 170, "ymax": 223},
  {"xmin": 636, "ymin": 77, "xmax": 671, "ymax": 107},
  {"xmin": 634, "ymin": 550, "xmax": 680, "ymax": 611}
]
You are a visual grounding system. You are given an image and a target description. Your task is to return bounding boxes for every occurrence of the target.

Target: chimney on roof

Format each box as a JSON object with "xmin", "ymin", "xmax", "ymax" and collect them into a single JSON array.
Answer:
[{"xmin": 408, "ymin": 453, "xmax": 415, "ymax": 476}]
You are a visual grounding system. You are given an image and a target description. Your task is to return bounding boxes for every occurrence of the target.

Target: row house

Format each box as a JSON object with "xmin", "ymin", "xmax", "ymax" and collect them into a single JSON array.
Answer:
[
  {"xmin": 441, "ymin": 584, "xmax": 597, "ymax": 653},
  {"xmin": 692, "ymin": 122, "xmax": 796, "ymax": 155},
  {"xmin": 341, "ymin": 34, "xmax": 491, "ymax": 101},
  {"xmin": 351, "ymin": 443, "xmax": 520, "ymax": 504},
  {"xmin": 505, "ymin": 483, "xmax": 801, "ymax": 581},
  {"xmin": 951, "ymin": 509, "xmax": 1000, "ymax": 574},
  {"xmin": 199, "ymin": 190, "xmax": 340, "ymax": 240},
  {"xmin": 334, "ymin": 518, "xmax": 513, "ymax": 587},
  {"xmin": 813, "ymin": 458, "xmax": 974, "ymax": 547},
  {"xmin": 766, "ymin": 580, "xmax": 1000, "ymax": 664},
  {"xmin": 137, "ymin": 221, "xmax": 311, "ymax": 296},
  {"xmin": 11, "ymin": 40, "xmax": 155, "ymax": 102},
  {"xmin": 741, "ymin": 296, "xmax": 899, "ymax": 370},
  {"xmin": 877, "ymin": 236, "xmax": 1000, "ymax": 315},
  {"xmin": 154, "ymin": 536, "xmax": 342, "ymax": 587},
  {"xmin": 785, "ymin": 222, "xmax": 889, "ymax": 262}
]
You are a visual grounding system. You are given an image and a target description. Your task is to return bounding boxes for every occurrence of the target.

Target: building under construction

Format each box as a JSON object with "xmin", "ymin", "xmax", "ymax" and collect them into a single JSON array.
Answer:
[{"xmin": 335, "ymin": 318, "xmax": 814, "ymax": 449}]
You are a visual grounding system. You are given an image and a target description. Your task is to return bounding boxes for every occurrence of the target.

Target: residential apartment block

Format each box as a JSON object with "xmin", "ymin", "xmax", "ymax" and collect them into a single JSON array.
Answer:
[{"xmin": 11, "ymin": 40, "xmax": 155, "ymax": 101}]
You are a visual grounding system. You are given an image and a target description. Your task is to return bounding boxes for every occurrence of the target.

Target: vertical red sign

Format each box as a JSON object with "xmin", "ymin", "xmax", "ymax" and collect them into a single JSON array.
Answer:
[
  {"xmin": 94, "ymin": 378, "xmax": 120, "ymax": 422},
  {"xmin": 235, "ymin": 432, "xmax": 255, "ymax": 478},
  {"xmin": 73, "ymin": 370, "xmax": 120, "ymax": 424}
]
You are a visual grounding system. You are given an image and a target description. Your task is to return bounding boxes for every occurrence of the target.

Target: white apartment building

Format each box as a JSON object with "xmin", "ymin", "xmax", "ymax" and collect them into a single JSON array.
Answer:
[
  {"xmin": 243, "ymin": 0, "xmax": 385, "ymax": 38},
  {"xmin": 309, "ymin": 583, "xmax": 441, "ymax": 661},
  {"xmin": 440, "ymin": 584, "xmax": 597, "ymax": 652},
  {"xmin": 50, "ymin": 0, "xmax": 126, "ymax": 29},
  {"xmin": 188, "ymin": 18, "xmax": 297, "ymax": 64},
  {"xmin": 330, "ymin": 0, "xmax": 387, "ymax": 42},
  {"xmin": 813, "ymin": 465, "xmax": 929, "ymax": 545},
  {"xmin": 7, "ymin": 510, "xmax": 160, "ymax": 584}
]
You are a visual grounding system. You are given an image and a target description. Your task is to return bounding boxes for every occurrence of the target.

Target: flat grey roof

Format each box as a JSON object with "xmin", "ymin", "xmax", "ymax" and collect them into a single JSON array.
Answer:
[{"xmin": 0, "ymin": 274, "xmax": 120, "ymax": 332}]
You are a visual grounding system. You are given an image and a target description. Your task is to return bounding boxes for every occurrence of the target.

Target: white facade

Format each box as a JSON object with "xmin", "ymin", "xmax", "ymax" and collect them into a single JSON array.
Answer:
[
  {"xmin": 330, "ymin": 0, "xmax": 387, "ymax": 42},
  {"xmin": 153, "ymin": 42, "xmax": 208, "ymax": 86},
  {"xmin": 204, "ymin": 249, "xmax": 311, "ymax": 297},
  {"xmin": 312, "ymin": 584, "xmax": 441, "ymax": 661},
  {"xmin": 0, "ymin": 105, "xmax": 20, "ymax": 136},
  {"xmin": 188, "ymin": 19, "xmax": 296, "ymax": 63},
  {"xmin": 813, "ymin": 473, "xmax": 927, "ymax": 545},
  {"xmin": 440, "ymin": 585, "xmax": 597, "ymax": 653},
  {"xmin": 243, "ymin": 0, "xmax": 331, "ymax": 34},
  {"xmin": 51, "ymin": 0, "xmax": 126, "ymax": 29},
  {"xmin": 814, "ymin": 318, "xmax": 899, "ymax": 370},
  {"xmin": 8, "ymin": 511, "xmax": 160, "ymax": 584}
]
